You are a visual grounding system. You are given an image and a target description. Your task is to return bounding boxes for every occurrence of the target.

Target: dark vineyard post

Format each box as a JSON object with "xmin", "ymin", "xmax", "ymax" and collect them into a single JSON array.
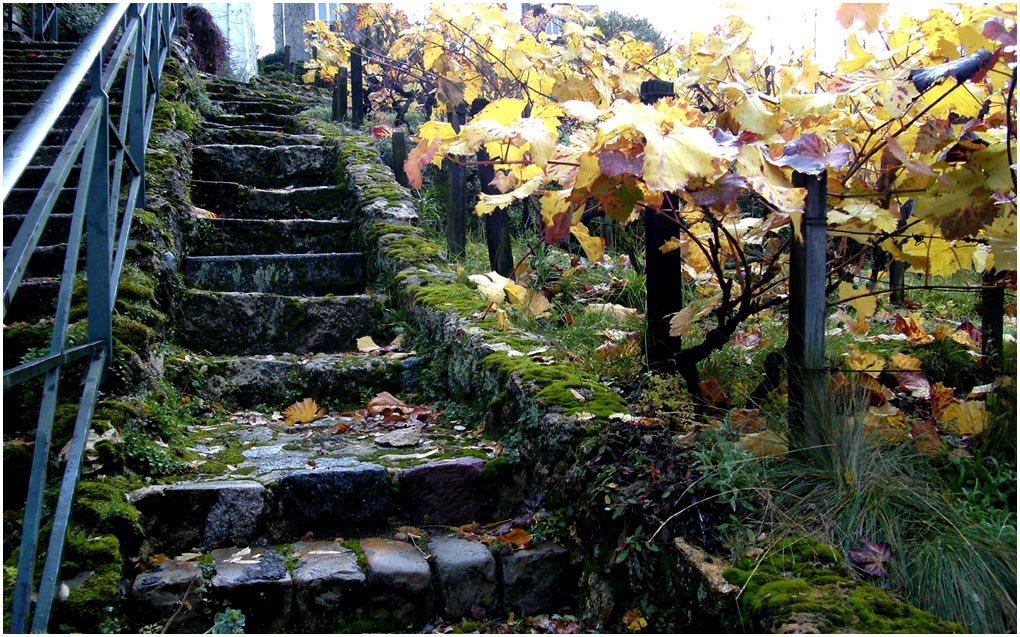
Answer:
[
  {"xmin": 889, "ymin": 199, "xmax": 914, "ymax": 305},
  {"xmin": 472, "ymin": 98, "xmax": 513, "ymax": 276},
  {"xmin": 981, "ymin": 271, "xmax": 1005, "ymax": 375},
  {"xmin": 335, "ymin": 67, "xmax": 348, "ymax": 123},
  {"xmin": 283, "ymin": 44, "xmax": 292, "ymax": 74},
  {"xmin": 391, "ymin": 131, "xmax": 408, "ymax": 187},
  {"xmin": 640, "ymin": 80, "xmax": 684, "ymax": 372},
  {"xmin": 351, "ymin": 47, "xmax": 364, "ymax": 127},
  {"xmin": 788, "ymin": 170, "xmax": 829, "ymax": 446},
  {"xmin": 446, "ymin": 104, "xmax": 467, "ymax": 260}
]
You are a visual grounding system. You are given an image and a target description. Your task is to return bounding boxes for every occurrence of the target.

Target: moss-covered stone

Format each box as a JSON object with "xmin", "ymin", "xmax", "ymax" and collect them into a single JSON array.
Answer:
[
  {"xmin": 53, "ymin": 532, "xmax": 123, "ymax": 631},
  {"xmin": 722, "ymin": 537, "xmax": 962, "ymax": 633}
]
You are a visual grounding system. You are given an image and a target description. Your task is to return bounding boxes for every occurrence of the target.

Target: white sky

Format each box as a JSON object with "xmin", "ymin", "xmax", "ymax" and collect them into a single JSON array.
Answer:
[{"xmin": 250, "ymin": 2, "xmax": 944, "ymax": 67}]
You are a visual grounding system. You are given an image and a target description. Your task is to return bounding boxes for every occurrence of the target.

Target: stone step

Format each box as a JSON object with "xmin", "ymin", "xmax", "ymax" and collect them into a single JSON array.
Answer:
[
  {"xmin": 192, "ymin": 144, "xmax": 327, "ymax": 189},
  {"xmin": 195, "ymin": 124, "xmax": 324, "ymax": 147},
  {"xmin": 184, "ymin": 217, "xmax": 355, "ymax": 256},
  {"xmin": 3, "ymin": 243, "xmax": 76, "ymax": 278},
  {"xmin": 10, "ymin": 161, "xmax": 80, "ymax": 189},
  {"xmin": 2, "ymin": 41, "xmax": 79, "ymax": 53},
  {"xmin": 218, "ymin": 99, "xmax": 304, "ymax": 115},
  {"xmin": 131, "ymin": 536, "xmax": 573, "ymax": 632},
  {"xmin": 176, "ymin": 290, "xmax": 382, "ymax": 355},
  {"xmin": 3, "ymin": 186, "xmax": 77, "ymax": 214},
  {"xmin": 190, "ymin": 181, "xmax": 347, "ymax": 219},
  {"xmin": 2, "ymin": 78, "xmax": 52, "ymax": 93},
  {"xmin": 3, "ymin": 126, "xmax": 75, "ymax": 147},
  {"xmin": 3, "ymin": 278, "xmax": 58, "ymax": 323},
  {"xmin": 2, "ymin": 61, "xmax": 65, "ymax": 76},
  {"xmin": 182, "ymin": 253, "xmax": 365, "ymax": 295},
  {"xmin": 3, "ymin": 101, "xmax": 41, "ymax": 116},
  {"xmin": 202, "ymin": 111, "xmax": 301, "ymax": 131},
  {"xmin": 4, "ymin": 213, "xmax": 73, "ymax": 247}
]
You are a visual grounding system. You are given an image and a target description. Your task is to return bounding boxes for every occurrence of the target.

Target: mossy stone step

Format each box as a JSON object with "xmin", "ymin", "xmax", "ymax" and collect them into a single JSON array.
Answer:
[
  {"xmin": 201, "ymin": 111, "xmax": 301, "ymax": 131},
  {"xmin": 176, "ymin": 290, "xmax": 382, "ymax": 355},
  {"xmin": 184, "ymin": 216, "xmax": 355, "ymax": 256},
  {"xmin": 9, "ymin": 161, "xmax": 80, "ymax": 189},
  {"xmin": 190, "ymin": 180, "xmax": 347, "ymax": 219},
  {"xmin": 3, "ymin": 242, "xmax": 75, "ymax": 278},
  {"xmin": 182, "ymin": 252, "xmax": 365, "ymax": 295},
  {"xmin": 195, "ymin": 124, "xmax": 324, "ymax": 147},
  {"xmin": 192, "ymin": 143, "xmax": 327, "ymax": 189},
  {"xmin": 130, "ymin": 536, "xmax": 574, "ymax": 633},
  {"xmin": 166, "ymin": 351, "xmax": 407, "ymax": 409},
  {"xmin": 3, "ymin": 277, "xmax": 58, "ymax": 323},
  {"xmin": 2, "ymin": 61, "xmax": 65, "ymax": 76},
  {"xmin": 218, "ymin": 99, "xmax": 305, "ymax": 115}
]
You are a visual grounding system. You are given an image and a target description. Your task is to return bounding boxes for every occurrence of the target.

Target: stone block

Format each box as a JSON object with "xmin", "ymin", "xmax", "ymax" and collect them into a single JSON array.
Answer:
[
  {"xmin": 428, "ymin": 535, "xmax": 498, "ymax": 619},
  {"xmin": 501, "ymin": 543, "xmax": 572, "ymax": 616},
  {"xmin": 129, "ymin": 481, "xmax": 266, "ymax": 554},
  {"xmin": 290, "ymin": 541, "xmax": 366, "ymax": 632},
  {"xmin": 361, "ymin": 537, "xmax": 433, "ymax": 626},
  {"xmin": 130, "ymin": 560, "xmax": 208, "ymax": 633},
  {"xmin": 396, "ymin": 457, "xmax": 487, "ymax": 525},
  {"xmin": 276, "ymin": 465, "xmax": 389, "ymax": 538},
  {"xmin": 209, "ymin": 546, "xmax": 292, "ymax": 633}
]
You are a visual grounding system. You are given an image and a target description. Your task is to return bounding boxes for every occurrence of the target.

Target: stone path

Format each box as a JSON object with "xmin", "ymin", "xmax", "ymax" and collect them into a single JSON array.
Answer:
[{"xmin": 125, "ymin": 75, "xmax": 574, "ymax": 631}]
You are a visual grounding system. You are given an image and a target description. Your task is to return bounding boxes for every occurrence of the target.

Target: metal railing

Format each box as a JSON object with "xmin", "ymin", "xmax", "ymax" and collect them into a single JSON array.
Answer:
[{"xmin": 2, "ymin": 4, "xmax": 182, "ymax": 632}]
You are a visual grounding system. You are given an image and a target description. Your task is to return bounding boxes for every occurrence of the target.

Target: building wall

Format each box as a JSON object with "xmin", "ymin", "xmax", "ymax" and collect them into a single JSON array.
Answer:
[
  {"xmin": 198, "ymin": 3, "xmax": 258, "ymax": 81},
  {"xmin": 273, "ymin": 3, "xmax": 316, "ymax": 62}
]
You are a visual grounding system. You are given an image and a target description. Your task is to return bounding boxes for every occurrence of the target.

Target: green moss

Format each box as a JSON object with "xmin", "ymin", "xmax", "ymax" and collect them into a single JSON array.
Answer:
[
  {"xmin": 723, "ymin": 537, "xmax": 961, "ymax": 633},
  {"xmin": 341, "ymin": 539, "xmax": 369, "ymax": 570},
  {"xmin": 414, "ymin": 282, "xmax": 488, "ymax": 315},
  {"xmin": 71, "ymin": 478, "xmax": 143, "ymax": 549},
  {"xmin": 55, "ymin": 532, "xmax": 122, "ymax": 630}
]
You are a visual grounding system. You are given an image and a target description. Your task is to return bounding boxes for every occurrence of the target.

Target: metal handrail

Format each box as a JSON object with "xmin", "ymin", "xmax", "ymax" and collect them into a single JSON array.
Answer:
[{"xmin": 2, "ymin": 4, "xmax": 182, "ymax": 632}]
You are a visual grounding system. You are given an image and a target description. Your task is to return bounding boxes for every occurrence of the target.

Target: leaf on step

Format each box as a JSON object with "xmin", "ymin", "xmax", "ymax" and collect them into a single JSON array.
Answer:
[
  {"xmin": 849, "ymin": 539, "xmax": 892, "ymax": 576},
  {"xmin": 357, "ymin": 335, "xmax": 381, "ymax": 352},
  {"xmin": 498, "ymin": 528, "xmax": 533, "ymax": 550},
  {"xmin": 367, "ymin": 391, "xmax": 412, "ymax": 417},
  {"xmin": 283, "ymin": 398, "xmax": 326, "ymax": 425}
]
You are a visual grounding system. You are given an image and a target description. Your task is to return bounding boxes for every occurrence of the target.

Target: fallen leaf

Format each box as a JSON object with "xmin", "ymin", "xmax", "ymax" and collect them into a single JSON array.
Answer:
[
  {"xmin": 357, "ymin": 336, "xmax": 381, "ymax": 352},
  {"xmin": 585, "ymin": 303, "xmax": 640, "ymax": 320},
  {"xmin": 283, "ymin": 398, "xmax": 326, "ymax": 426},
  {"xmin": 498, "ymin": 528, "xmax": 533, "ymax": 550},
  {"xmin": 569, "ymin": 388, "xmax": 586, "ymax": 402},
  {"xmin": 893, "ymin": 313, "xmax": 934, "ymax": 346},
  {"xmin": 367, "ymin": 391, "xmax": 411, "ymax": 417},
  {"xmin": 623, "ymin": 608, "xmax": 648, "ymax": 632},
  {"xmin": 700, "ymin": 378, "xmax": 730, "ymax": 407},
  {"xmin": 911, "ymin": 420, "xmax": 945, "ymax": 455},
  {"xmin": 938, "ymin": 400, "xmax": 988, "ymax": 435},
  {"xmin": 849, "ymin": 539, "xmax": 892, "ymax": 576},
  {"xmin": 736, "ymin": 430, "xmax": 788, "ymax": 458}
]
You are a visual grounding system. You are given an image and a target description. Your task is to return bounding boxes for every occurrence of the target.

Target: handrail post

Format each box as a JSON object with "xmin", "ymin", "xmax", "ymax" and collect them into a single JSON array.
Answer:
[
  {"xmin": 130, "ymin": 3, "xmax": 147, "ymax": 211},
  {"xmin": 85, "ymin": 58, "xmax": 112, "ymax": 379}
]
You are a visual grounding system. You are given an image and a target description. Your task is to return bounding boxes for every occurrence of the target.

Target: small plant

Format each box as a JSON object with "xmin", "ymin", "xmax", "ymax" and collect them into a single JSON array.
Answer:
[{"xmin": 209, "ymin": 608, "xmax": 245, "ymax": 634}]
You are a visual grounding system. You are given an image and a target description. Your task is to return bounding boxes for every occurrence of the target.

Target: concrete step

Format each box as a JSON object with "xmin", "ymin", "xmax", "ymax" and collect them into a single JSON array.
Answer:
[
  {"xmin": 183, "ymin": 216, "xmax": 355, "ymax": 256},
  {"xmin": 176, "ymin": 290, "xmax": 382, "ymax": 355},
  {"xmin": 166, "ymin": 351, "xmax": 408, "ymax": 409},
  {"xmin": 4, "ymin": 213, "xmax": 73, "ymax": 247},
  {"xmin": 3, "ymin": 277, "xmax": 59, "ymax": 324},
  {"xmin": 190, "ymin": 181, "xmax": 347, "ymax": 219},
  {"xmin": 192, "ymin": 144, "xmax": 328, "ymax": 189},
  {"xmin": 130, "ymin": 534, "xmax": 572, "ymax": 632},
  {"xmin": 182, "ymin": 253, "xmax": 365, "ymax": 295}
]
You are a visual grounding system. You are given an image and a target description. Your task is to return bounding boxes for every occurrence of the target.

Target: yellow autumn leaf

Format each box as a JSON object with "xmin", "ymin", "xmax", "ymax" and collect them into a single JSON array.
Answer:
[
  {"xmin": 357, "ymin": 336, "xmax": 381, "ymax": 352},
  {"xmin": 301, "ymin": 69, "xmax": 318, "ymax": 84},
  {"xmin": 669, "ymin": 294, "xmax": 722, "ymax": 337},
  {"xmin": 837, "ymin": 282, "xmax": 877, "ymax": 323},
  {"xmin": 844, "ymin": 346, "xmax": 885, "ymax": 378},
  {"xmin": 890, "ymin": 352, "xmax": 922, "ymax": 372},
  {"xmin": 781, "ymin": 92, "xmax": 836, "ymax": 117},
  {"xmin": 283, "ymin": 398, "xmax": 326, "ymax": 426},
  {"xmin": 525, "ymin": 290, "xmax": 553, "ymax": 318},
  {"xmin": 736, "ymin": 430, "xmax": 788, "ymax": 459},
  {"xmin": 938, "ymin": 401, "xmax": 988, "ymax": 435},
  {"xmin": 468, "ymin": 271, "xmax": 513, "ymax": 306},
  {"xmin": 638, "ymin": 121, "xmax": 732, "ymax": 191},
  {"xmin": 570, "ymin": 222, "xmax": 605, "ymax": 263}
]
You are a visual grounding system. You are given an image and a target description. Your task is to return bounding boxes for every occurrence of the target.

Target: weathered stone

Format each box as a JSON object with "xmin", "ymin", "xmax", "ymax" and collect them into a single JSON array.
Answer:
[
  {"xmin": 209, "ymin": 546, "xmax": 292, "ymax": 633},
  {"xmin": 177, "ymin": 290, "xmax": 381, "ymax": 356},
  {"xmin": 361, "ymin": 538, "xmax": 433, "ymax": 626},
  {"xmin": 190, "ymin": 181, "xmax": 347, "ymax": 219},
  {"xmin": 290, "ymin": 541, "xmax": 366, "ymax": 632},
  {"xmin": 183, "ymin": 252, "xmax": 364, "ymax": 295},
  {"xmin": 193, "ymin": 144, "xmax": 325, "ymax": 188},
  {"xmin": 501, "ymin": 543, "xmax": 572, "ymax": 616},
  {"xmin": 375, "ymin": 425, "xmax": 422, "ymax": 448},
  {"xmin": 428, "ymin": 535, "xmax": 498, "ymax": 619},
  {"xmin": 184, "ymin": 217, "xmax": 354, "ymax": 257},
  {"xmin": 396, "ymin": 457, "xmax": 487, "ymax": 525},
  {"xmin": 276, "ymin": 465, "xmax": 389, "ymax": 537},
  {"xmin": 130, "ymin": 560, "xmax": 208, "ymax": 633},
  {"xmin": 129, "ymin": 481, "xmax": 266, "ymax": 554}
]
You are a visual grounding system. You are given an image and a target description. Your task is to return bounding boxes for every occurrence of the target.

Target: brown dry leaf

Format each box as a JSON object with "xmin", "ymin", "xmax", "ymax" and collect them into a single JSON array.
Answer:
[
  {"xmin": 700, "ymin": 378, "xmax": 730, "ymax": 407},
  {"xmin": 367, "ymin": 392, "xmax": 411, "ymax": 417},
  {"xmin": 890, "ymin": 352, "xmax": 922, "ymax": 372},
  {"xmin": 893, "ymin": 313, "xmax": 934, "ymax": 346},
  {"xmin": 283, "ymin": 398, "xmax": 326, "ymax": 426},
  {"xmin": 150, "ymin": 554, "xmax": 170, "ymax": 566},
  {"xmin": 865, "ymin": 404, "xmax": 909, "ymax": 441},
  {"xmin": 911, "ymin": 420, "xmax": 946, "ymax": 455},
  {"xmin": 498, "ymin": 528, "xmax": 533, "ymax": 550},
  {"xmin": 930, "ymin": 382, "xmax": 956, "ymax": 420},
  {"xmin": 727, "ymin": 407, "xmax": 765, "ymax": 432}
]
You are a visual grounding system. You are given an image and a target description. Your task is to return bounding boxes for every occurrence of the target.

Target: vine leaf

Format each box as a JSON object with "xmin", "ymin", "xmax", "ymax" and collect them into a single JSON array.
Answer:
[
  {"xmin": 283, "ymin": 398, "xmax": 326, "ymax": 426},
  {"xmin": 767, "ymin": 133, "xmax": 852, "ymax": 175},
  {"xmin": 849, "ymin": 539, "xmax": 892, "ymax": 576}
]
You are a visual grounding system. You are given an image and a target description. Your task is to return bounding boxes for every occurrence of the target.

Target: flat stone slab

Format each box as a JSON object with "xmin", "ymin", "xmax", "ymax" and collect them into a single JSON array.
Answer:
[
  {"xmin": 190, "ymin": 181, "xmax": 347, "ymax": 219},
  {"xmin": 396, "ymin": 457, "xmax": 488, "ymax": 525},
  {"xmin": 209, "ymin": 546, "xmax": 292, "ymax": 633},
  {"xmin": 277, "ymin": 465, "xmax": 390, "ymax": 537},
  {"xmin": 502, "ymin": 543, "xmax": 573, "ymax": 616},
  {"xmin": 183, "ymin": 252, "xmax": 365, "ymax": 295},
  {"xmin": 291, "ymin": 541, "xmax": 367, "ymax": 632},
  {"xmin": 361, "ymin": 537, "xmax": 433, "ymax": 625},
  {"xmin": 129, "ymin": 481, "xmax": 266, "ymax": 554},
  {"xmin": 193, "ymin": 143, "xmax": 326, "ymax": 188},
  {"xmin": 184, "ymin": 216, "xmax": 355, "ymax": 256},
  {"xmin": 130, "ymin": 560, "xmax": 208, "ymax": 633},
  {"xmin": 428, "ymin": 535, "xmax": 498, "ymax": 619}
]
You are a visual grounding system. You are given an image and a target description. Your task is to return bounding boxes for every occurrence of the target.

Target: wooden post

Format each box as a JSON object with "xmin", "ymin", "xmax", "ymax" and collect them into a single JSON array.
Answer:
[
  {"xmin": 391, "ymin": 131, "xmax": 408, "ymax": 187},
  {"xmin": 351, "ymin": 47, "xmax": 364, "ymax": 127},
  {"xmin": 889, "ymin": 199, "xmax": 914, "ymax": 305},
  {"xmin": 476, "ymin": 147, "xmax": 513, "ymax": 276},
  {"xmin": 446, "ymin": 105, "xmax": 467, "ymax": 260},
  {"xmin": 788, "ymin": 170, "xmax": 829, "ymax": 447},
  {"xmin": 336, "ymin": 67, "xmax": 348, "ymax": 122},
  {"xmin": 981, "ymin": 271, "xmax": 1005, "ymax": 376},
  {"xmin": 283, "ymin": 44, "xmax": 291, "ymax": 74},
  {"xmin": 639, "ymin": 79, "xmax": 683, "ymax": 372}
]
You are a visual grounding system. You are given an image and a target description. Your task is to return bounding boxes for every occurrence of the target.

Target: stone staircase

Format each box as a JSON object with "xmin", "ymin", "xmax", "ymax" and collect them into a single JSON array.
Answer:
[{"xmin": 128, "ymin": 76, "xmax": 574, "ymax": 632}]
